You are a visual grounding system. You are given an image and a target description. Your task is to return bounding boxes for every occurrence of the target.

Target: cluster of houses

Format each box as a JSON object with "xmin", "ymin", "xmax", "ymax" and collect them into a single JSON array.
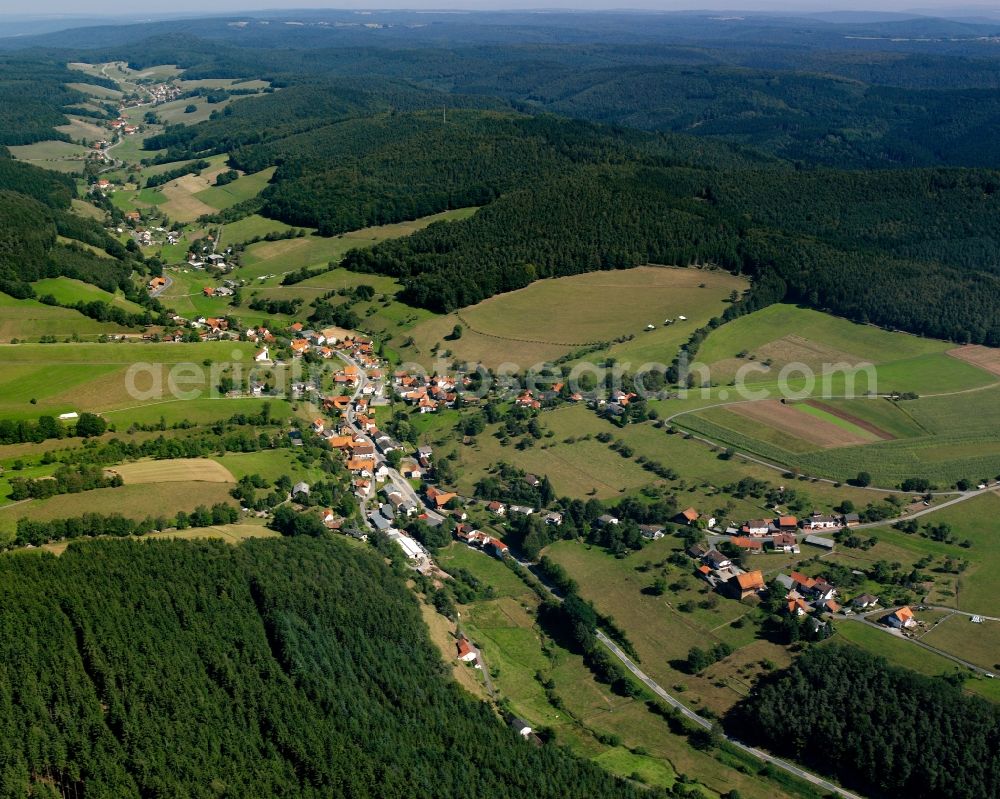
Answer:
[
  {"xmin": 775, "ymin": 571, "xmax": 843, "ymax": 616},
  {"xmin": 287, "ymin": 326, "xmax": 376, "ymax": 364},
  {"xmin": 714, "ymin": 510, "xmax": 865, "ymax": 554},
  {"xmin": 141, "ymin": 82, "xmax": 183, "ymax": 105},
  {"xmin": 109, "ymin": 117, "xmax": 139, "ymax": 136},
  {"xmin": 688, "ymin": 544, "xmax": 767, "ymax": 600},
  {"xmin": 454, "ymin": 524, "xmax": 510, "ymax": 558},
  {"xmin": 394, "ymin": 370, "xmax": 470, "ymax": 414},
  {"xmin": 188, "ymin": 252, "xmax": 231, "ymax": 271}
]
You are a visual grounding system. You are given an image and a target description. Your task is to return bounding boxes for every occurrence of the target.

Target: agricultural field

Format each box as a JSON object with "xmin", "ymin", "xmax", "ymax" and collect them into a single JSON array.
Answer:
[
  {"xmin": 679, "ymin": 385, "xmax": 1000, "ymax": 487},
  {"xmin": 405, "ymin": 266, "xmax": 746, "ymax": 369},
  {"xmin": 669, "ymin": 304, "xmax": 1000, "ymax": 486},
  {"xmin": 0, "ymin": 481, "xmax": 236, "ymax": 541},
  {"xmin": 108, "ymin": 458, "xmax": 235, "ymax": 485},
  {"xmin": 948, "ymin": 344, "xmax": 1000, "ymax": 377},
  {"xmin": 0, "ymin": 341, "xmax": 279, "ymax": 424}
]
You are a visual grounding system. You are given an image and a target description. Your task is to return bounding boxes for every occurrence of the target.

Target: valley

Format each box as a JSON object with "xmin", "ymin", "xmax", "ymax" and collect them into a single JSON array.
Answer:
[{"xmin": 0, "ymin": 11, "xmax": 997, "ymax": 799}]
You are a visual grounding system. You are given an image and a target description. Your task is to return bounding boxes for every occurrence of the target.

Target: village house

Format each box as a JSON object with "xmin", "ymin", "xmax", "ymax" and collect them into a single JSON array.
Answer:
[
  {"xmin": 768, "ymin": 532, "xmax": 800, "ymax": 553},
  {"xmin": 852, "ymin": 593, "xmax": 880, "ymax": 610},
  {"xmin": 640, "ymin": 524, "xmax": 665, "ymax": 540},
  {"xmin": 486, "ymin": 500, "xmax": 507, "ymax": 516},
  {"xmin": 884, "ymin": 606, "xmax": 917, "ymax": 629},
  {"xmin": 806, "ymin": 513, "xmax": 840, "ymax": 530},
  {"xmin": 726, "ymin": 570, "xmax": 766, "ymax": 600},
  {"xmin": 742, "ymin": 519, "xmax": 773, "ymax": 536},
  {"xmin": 426, "ymin": 486, "xmax": 457, "ymax": 509},
  {"xmin": 702, "ymin": 549, "xmax": 732, "ymax": 571},
  {"xmin": 456, "ymin": 637, "xmax": 478, "ymax": 663},
  {"xmin": 677, "ymin": 507, "xmax": 701, "ymax": 526}
]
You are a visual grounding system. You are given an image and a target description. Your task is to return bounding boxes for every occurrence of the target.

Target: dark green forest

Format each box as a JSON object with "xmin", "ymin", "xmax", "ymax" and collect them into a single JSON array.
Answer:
[
  {"xmin": 0, "ymin": 537, "xmax": 645, "ymax": 799},
  {"xmin": 0, "ymin": 157, "xmax": 140, "ymax": 298},
  {"xmin": 5, "ymin": 16, "xmax": 1000, "ymax": 342},
  {"xmin": 145, "ymin": 95, "xmax": 1000, "ymax": 343},
  {"xmin": 727, "ymin": 646, "xmax": 1000, "ymax": 799},
  {"xmin": 0, "ymin": 59, "xmax": 115, "ymax": 146}
]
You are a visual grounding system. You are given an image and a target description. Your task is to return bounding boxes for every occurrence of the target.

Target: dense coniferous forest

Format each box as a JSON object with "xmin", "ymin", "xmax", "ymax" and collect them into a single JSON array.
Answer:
[
  {"xmin": 0, "ymin": 538, "xmax": 646, "ymax": 799},
  {"xmin": 727, "ymin": 646, "xmax": 1000, "ymax": 799}
]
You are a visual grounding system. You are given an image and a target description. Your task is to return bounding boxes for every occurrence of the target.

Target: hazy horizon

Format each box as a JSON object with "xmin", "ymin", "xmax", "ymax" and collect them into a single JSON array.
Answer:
[{"xmin": 3, "ymin": 1, "xmax": 1000, "ymax": 17}]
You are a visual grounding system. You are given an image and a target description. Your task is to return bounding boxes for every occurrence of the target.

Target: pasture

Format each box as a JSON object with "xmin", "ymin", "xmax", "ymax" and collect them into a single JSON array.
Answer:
[
  {"xmin": 9, "ymin": 140, "xmax": 90, "ymax": 173},
  {"xmin": 698, "ymin": 304, "xmax": 950, "ymax": 373},
  {"xmin": 213, "ymin": 449, "xmax": 324, "ymax": 485},
  {"xmin": 221, "ymin": 214, "xmax": 295, "ymax": 245},
  {"xmin": 65, "ymin": 81, "xmax": 122, "ymax": 100},
  {"xmin": 38, "ymin": 522, "xmax": 279, "ymax": 556},
  {"xmin": 406, "ymin": 266, "xmax": 746, "ymax": 369},
  {"xmin": 195, "ymin": 167, "xmax": 276, "ymax": 209},
  {"xmin": 0, "ymin": 293, "xmax": 131, "ymax": 343},
  {"xmin": 920, "ymin": 614, "xmax": 1000, "ymax": 672},
  {"xmin": 56, "ymin": 116, "xmax": 109, "ymax": 143},
  {"xmin": 31, "ymin": 277, "xmax": 145, "ymax": 313},
  {"xmin": 108, "ymin": 458, "xmax": 236, "ymax": 485},
  {"xmin": 238, "ymin": 208, "xmax": 476, "ymax": 280}
]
